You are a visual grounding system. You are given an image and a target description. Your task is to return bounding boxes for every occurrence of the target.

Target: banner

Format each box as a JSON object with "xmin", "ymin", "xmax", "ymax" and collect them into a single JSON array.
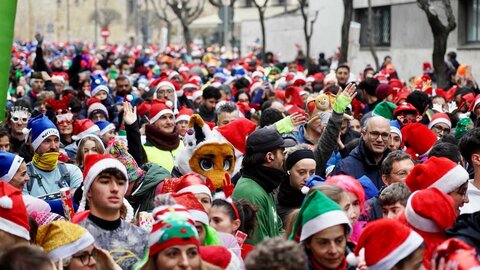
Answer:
[{"xmin": 0, "ymin": 0, "xmax": 18, "ymax": 120}]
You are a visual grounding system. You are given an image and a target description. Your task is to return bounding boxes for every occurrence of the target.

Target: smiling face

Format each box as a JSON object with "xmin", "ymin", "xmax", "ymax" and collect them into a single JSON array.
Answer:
[
  {"xmin": 362, "ymin": 117, "xmax": 390, "ymax": 156},
  {"xmin": 155, "ymin": 244, "xmax": 201, "ymax": 270}
]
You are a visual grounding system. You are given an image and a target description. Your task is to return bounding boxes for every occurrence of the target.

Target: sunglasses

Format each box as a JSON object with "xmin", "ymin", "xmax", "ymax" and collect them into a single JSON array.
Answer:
[
  {"xmin": 56, "ymin": 113, "xmax": 73, "ymax": 123},
  {"xmin": 10, "ymin": 116, "xmax": 29, "ymax": 124}
]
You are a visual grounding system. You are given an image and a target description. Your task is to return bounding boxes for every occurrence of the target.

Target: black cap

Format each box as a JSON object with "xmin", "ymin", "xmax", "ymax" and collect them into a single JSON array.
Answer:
[{"xmin": 246, "ymin": 128, "xmax": 296, "ymax": 153}]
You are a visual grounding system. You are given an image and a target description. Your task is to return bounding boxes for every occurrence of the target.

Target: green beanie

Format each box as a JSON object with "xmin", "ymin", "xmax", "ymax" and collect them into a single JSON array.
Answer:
[
  {"xmin": 289, "ymin": 189, "xmax": 351, "ymax": 242},
  {"xmin": 372, "ymin": 101, "xmax": 397, "ymax": 120}
]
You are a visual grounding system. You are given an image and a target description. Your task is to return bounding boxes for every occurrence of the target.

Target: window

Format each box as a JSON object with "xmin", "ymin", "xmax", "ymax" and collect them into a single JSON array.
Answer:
[
  {"xmin": 356, "ymin": 6, "xmax": 391, "ymax": 47},
  {"xmin": 467, "ymin": 0, "xmax": 480, "ymax": 42}
]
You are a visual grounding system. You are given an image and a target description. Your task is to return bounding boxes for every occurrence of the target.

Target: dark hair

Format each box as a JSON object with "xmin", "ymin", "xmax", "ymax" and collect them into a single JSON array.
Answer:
[
  {"xmin": 357, "ymin": 78, "xmax": 380, "ymax": 96},
  {"xmin": 235, "ymin": 90, "xmax": 251, "ymax": 103},
  {"xmin": 394, "ymin": 244, "xmax": 425, "ymax": 269},
  {"xmin": 234, "ymin": 77, "xmax": 250, "ymax": 92},
  {"xmin": 202, "ymin": 86, "xmax": 222, "ymax": 100},
  {"xmin": 0, "ymin": 128, "xmax": 9, "ymax": 139},
  {"xmin": 68, "ymin": 96, "xmax": 83, "ymax": 113},
  {"xmin": 116, "ymin": 75, "xmax": 129, "ymax": 83},
  {"xmin": 98, "ymin": 167, "xmax": 127, "ymax": 181},
  {"xmin": 336, "ymin": 63, "xmax": 350, "ymax": 73},
  {"xmin": 0, "ymin": 244, "xmax": 53, "ymax": 270},
  {"xmin": 363, "ymin": 67, "xmax": 375, "ymax": 75},
  {"xmin": 406, "ymin": 91, "xmax": 430, "ymax": 114},
  {"xmin": 216, "ymin": 102, "xmax": 237, "ymax": 115},
  {"xmin": 212, "ymin": 198, "xmax": 258, "ymax": 236},
  {"xmin": 381, "ymin": 150, "xmax": 413, "ymax": 176},
  {"xmin": 428, "ymin": 142, "xmax": 462, "ymax": 164},
  {"xmin": 324, "ymin": 84, "xmax": 340, "ymax": 95},
  {"xmin": 343, "ymin": 138, "xmax": 360, "ymax": 157},
  {"xmin": 459, "ymin": 128, "xmax": 480, "ymax": 167},
  {"xmin": 384, "ymin": 55, "xmax": 391, "ymax": 61},
  {"xmin": 260, "ymin": 108, "xmax": 283, "ymax": 127},
  {"xmin": 28, "ymin": 215, "xmax": 38, "ymax": 244},
  {"xmin": 242, "ymin": 151, "xmax": 267, "ymax": 168},
  {"xmin": 245, "ymin": 237, "xmax": 307, "ymax": 270},
  {"xmin": 379, "ymin": 182, "xmax": 411, "ymax": 207}
]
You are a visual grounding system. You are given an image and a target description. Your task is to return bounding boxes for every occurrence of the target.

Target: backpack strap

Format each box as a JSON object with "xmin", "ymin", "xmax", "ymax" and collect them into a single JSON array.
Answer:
[
  {"xmin": 57, "ymin": 162, "xmax": 71, "ymax": 188},
  {"xmin": 26, "ymin": 163, "xmax": 44, "ymax": 194}
]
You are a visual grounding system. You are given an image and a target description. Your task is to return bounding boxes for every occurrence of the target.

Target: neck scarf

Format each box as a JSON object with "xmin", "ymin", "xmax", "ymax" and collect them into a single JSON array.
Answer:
[
  {"xmin": 32, "ymin": 152, "xmax": 60, "ymax": 171},
  {"xmin": 241, "ymin": 166, "xmax": 286, "ymax": 193},
  {"xmin": 145, "ymin": 124, "xmax": 180, "ymax": 151}
]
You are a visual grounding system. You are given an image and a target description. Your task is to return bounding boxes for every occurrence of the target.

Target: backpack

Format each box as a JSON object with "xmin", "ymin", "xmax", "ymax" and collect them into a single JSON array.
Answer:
[{"xmin": 26, "ymin": 162, "xmax": 71, "ymax": 195}]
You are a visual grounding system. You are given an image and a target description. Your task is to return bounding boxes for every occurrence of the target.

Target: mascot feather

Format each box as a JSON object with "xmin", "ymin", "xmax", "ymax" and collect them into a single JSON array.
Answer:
[{"xmin": 175, "ymin": 114, "xmax": 256, "ymax": 197}]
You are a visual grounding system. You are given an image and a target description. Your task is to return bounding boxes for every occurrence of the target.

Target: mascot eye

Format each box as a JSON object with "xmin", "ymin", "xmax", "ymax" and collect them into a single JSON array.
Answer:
[
  {"xmin": 223, "ymin": 160, "xmax": 231, "ymax": 170},
  {"xmin": 200, "ymin": 159, "xmax": 213, "ymax": 171}
]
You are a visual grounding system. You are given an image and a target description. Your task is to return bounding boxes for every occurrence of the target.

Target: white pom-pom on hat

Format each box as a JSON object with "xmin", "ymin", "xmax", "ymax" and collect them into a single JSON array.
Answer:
[
  {"xmin": 126, "ymin": 94, "xmax": 133, "ymax": 102},
  {"xmin": 0, "ymin": 196, "xmax": 13, "ymax": 209},
  {"xmin": 301, "ymin": 186, "xmax": 310, "ymax": 194},
  {"xmin": 165, "ymin": 100, "xmax": 173, "ymax": 108},
  {"xmin": 346, "ymin": 252, "xmax": 359, "ymax": 266}
]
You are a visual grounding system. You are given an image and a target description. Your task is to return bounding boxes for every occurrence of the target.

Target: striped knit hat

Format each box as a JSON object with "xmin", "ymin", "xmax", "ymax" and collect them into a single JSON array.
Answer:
[{"xmin": 149, "ymin": 204, "xmax": 199, "ymax": 256}]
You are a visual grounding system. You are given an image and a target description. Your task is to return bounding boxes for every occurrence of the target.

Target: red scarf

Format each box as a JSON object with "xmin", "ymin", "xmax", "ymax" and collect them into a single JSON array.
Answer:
[{"xmin": 145, "ymin": 124, "xmax": 180, "ymax": 151}]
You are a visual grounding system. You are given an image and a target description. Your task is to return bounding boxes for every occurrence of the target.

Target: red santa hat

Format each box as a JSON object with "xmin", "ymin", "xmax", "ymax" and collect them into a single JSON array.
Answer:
[
  {"xmin": 213, "ymin": 118, "xmax": 257, "ymax": 155},
  {"xmin": 428, "ymin": 113, "xmax": 451, "ymax": 129},
  {"xmin": 468, "ymin": 94, "xmax": 480, "ymax": 112},
  {"xmin": 172, "ymin": 192, "xmax": 209, "ymax": 225},
  {"xmin": 404, "ymin": 188, "xmax": 456, "ymax": 233},
  {"xmin": 149, "ymin": 99, "xmax": 174, "ymax": 125},
  {"xmin": 182, "ymin": 78, "xmax": 200, "ymax": 92},
  {"xmin": 0, "ymin": 182, "xmax": 30, "ymax": 240},
  {"xmin": 401, "ymin": 123, "xmax": 437, "ymax": 157},
  {"xmin": 200, "ymin": 246, "xmax": 242, "ymax": 270},
  {"xmin": 175, "ymin": 107, "xmax": 193, "ymax": 124},
  {"xmin": 406, "ymin": 156, "xmax": 469, "ymax": 194},
  {"xmin": 248, "ymin": 80, "xmax": 263, "ymax": 96},
  {"xmin": 173, "ymin": 173, "xmax": 212, "ymax": 201},
  {"xmin": 78, "ymin": 154, "xmax": 129, "ymax": 213},
  {"xmin": 72, "ymin": 119, "xmax": 100, "ymax": 141},
  {"xmin": 352, "ymin": 219, "xmax": 423, "ymax": 270},
  {"xmin": 251, "ymin": 70, "xmax": 264, "ymax": 80},
  {"xmin": 190, "ymin": 90, "xmax": 203, "ymax": 102}
]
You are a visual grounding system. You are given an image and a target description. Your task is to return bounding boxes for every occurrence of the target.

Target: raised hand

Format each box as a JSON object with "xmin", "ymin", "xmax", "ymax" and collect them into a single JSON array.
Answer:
[
  {"xmin": 289, "ymin": 112, "xmax": 307, "ymax": 127},
  {"xmin": 123, "ymin": 101, "xmax": 137, "ymax": 125},
  {"xmin": 338, "ymin": 83, "xmax": 358, "ymax": 100}
]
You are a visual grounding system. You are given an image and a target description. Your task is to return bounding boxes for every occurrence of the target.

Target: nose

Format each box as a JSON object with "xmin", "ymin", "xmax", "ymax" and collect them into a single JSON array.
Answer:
[
  {"xmin": 88, "ymin": 255, "xmax": 96, "ymax": 267},
  {"xmin": 387, "ymin": 211, "xmax": 396, "ymax": 219},
  {"xmin": 464, "ymin": 194, "xmax": 470, "ymax": 204},
  {"xmin": 110, "ymin": 182, "xmax": 119, "ymax": 193},
  {"xmin": 178, "ymin": 252, "xmax": 190, "ymax": 267}
]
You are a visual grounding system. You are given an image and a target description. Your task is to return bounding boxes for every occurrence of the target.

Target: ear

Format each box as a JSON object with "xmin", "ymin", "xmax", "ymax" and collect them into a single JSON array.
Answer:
[
  {"xmin": 232, "ymin": 219, "xmax": 241, "ymax": 232},
  {"xmin": 472, "ymin": 153, "xmax": 480, "ymax": 167},
  {"xmin": 381, "ymin": 174, "xmax": 390, "ymax": 186}
]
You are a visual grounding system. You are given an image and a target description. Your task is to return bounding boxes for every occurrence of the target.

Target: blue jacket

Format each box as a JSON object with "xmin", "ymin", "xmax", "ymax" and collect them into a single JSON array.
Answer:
[{"xmin": 331, "ymin": 139, "xmax": 389, "ymax": 189}]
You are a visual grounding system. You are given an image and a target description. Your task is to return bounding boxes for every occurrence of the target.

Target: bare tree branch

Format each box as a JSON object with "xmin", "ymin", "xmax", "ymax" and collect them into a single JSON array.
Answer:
[{"xmin": 90, "ymin": 8, "xmax": 122, "ymax": 28}]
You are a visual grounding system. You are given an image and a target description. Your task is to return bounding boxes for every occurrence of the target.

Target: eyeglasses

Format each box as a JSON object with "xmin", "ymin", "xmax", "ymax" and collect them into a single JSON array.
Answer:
[
  {"xmin": 367, "ymin": 131, "xmax": 390, "ymax": 140},
  {"xmin": 71, "ymin": 249, "xmax": 97, "ymax": 266},
  {"xmin": 391, "ymin": 170, "xmax": 409, "ymax": 178},
  {"xmin": 56, "ymin": 113, "xmax": 73, "ymax": 123},
  {"xmin": 432, "ymin": 125, "xmax": 451, "ymax": 134},
  {"xmin": 10, "ymin": 116, "xmax": 29, "ymax": 124},
  {"xmin": 156, "ymin": 88, "xmax": 174, "ymax": 96}
]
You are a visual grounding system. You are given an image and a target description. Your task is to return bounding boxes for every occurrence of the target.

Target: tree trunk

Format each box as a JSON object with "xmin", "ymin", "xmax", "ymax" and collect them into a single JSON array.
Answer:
[
  {"xmin": 302, "ymin": 6, "xmax": 310, "ymax": 70},
  {"xmin": 433, "ymin": 32, "xmax": 449, "ymax": 88},
  {"xmin": 259, "ymin": 11, "xmax": 266, "ymax": 63},
  {"xmin": 340, "ymin": 0, "xmax": 353, "ymax": 64},
  {"xmin": 183, "ymin": 23, "xmax": 192, "ymax": 55},
  {"xmin": 166, "ymin": 21, "xmax": 172, "ymax": 45},
  {"xmin": 367, "ymin": 0, "xmax": 379, "ymax": 70},
  {"xmin": 230, "ymin": 3, "xmax": 235, "ymax": 49}
]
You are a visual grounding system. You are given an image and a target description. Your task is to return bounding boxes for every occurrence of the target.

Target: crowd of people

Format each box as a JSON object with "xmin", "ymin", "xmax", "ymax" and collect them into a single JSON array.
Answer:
[{"xmin": 1, "ymin": 33, "xmax": 480, "ymax": 270}]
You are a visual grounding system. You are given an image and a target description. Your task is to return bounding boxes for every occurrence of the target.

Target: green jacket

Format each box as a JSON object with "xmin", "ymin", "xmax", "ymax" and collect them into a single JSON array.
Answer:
[{"xmin": 232, "ymin": 177, "xmax": 283, "ymax": 245}]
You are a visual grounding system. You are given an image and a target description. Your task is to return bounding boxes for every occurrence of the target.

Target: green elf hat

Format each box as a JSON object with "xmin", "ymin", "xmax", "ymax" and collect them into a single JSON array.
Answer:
[
  {"xmin": 289, "ymin": 189, "xmax": 352, "ymax": 242},
  {"xmin": 372, "ymin": 101, "xmax": 397, "ymax": 120}
]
